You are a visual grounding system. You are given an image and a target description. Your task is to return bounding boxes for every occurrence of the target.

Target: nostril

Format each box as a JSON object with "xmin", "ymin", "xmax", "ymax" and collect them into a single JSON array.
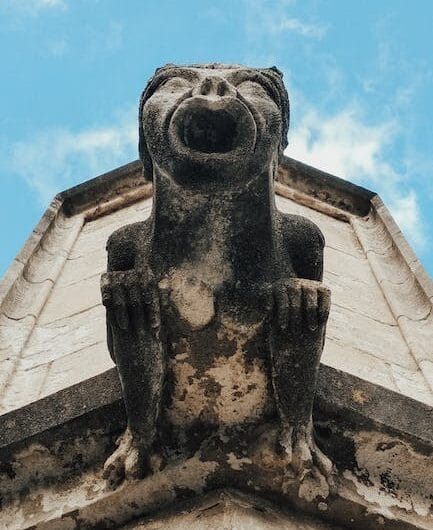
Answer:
[
  {"xmin": 200, "ymin": 78, "xmax": 212, "ymax": 95},
  {"xmin": 217, "ymin": 81, "xmax": 227, "ymax": 97}
]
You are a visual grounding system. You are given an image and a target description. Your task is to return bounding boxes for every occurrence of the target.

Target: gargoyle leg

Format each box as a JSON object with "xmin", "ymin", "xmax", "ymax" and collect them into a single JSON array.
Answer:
[
  {"xmin": 270, "ymin": 278, "xmax": 333, "ymax": 484},
  {"xmin": 101, "ymin": 272, "xmax": 165, "ymax": 484},
  {"xmin": 112, "ymin": 318, "xmax": 165, "ymax": 454}
]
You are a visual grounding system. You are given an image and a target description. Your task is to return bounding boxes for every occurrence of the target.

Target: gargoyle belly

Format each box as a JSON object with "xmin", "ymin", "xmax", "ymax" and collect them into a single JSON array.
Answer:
[{"xmin": 165, "ymin": 317, "xmax": 275, "ymax": 428}]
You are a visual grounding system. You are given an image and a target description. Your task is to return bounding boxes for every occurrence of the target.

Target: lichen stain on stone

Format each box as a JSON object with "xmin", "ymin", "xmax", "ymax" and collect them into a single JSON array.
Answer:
[
  {"xmin": 226, "ymin": 452, "xmax": 253, "ymax": 471},
  {"xmin": 344, "ymin": 431, "xmax": 433, "ymax": 518},
  {"xmin": 161, "ymin": 271, "xmax": 215, "ymax": 329},
  {"xmin": 166, "ymin": 360, "xmax": 206, "ymax": 425},
  {"xmin": 297, "ymin": 471, "xmax": 330, "ymax": 503},
  {"xmin": 166, "ymin": 315, "xmax": 272, "ymax": 428},
  {"xmin": 210, "ymin": 317, "xmax": 272, "ymax": 424},
  {"xmin": 352, "ymin": 389, "xmax": 368, "ymax": 404},
  {"xmin": 2, "ymin": 443, "xmax": 57, "ymax": 499},
  {"xmin": 206, "ymin": 347, "xmax": 269, "ymax": 425}
]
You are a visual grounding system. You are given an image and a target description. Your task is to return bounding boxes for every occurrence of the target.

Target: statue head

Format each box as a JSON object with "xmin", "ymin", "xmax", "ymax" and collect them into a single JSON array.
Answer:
[{"xmin": 139, "ymin": 63, "xmax": 289, "ymax": 188}]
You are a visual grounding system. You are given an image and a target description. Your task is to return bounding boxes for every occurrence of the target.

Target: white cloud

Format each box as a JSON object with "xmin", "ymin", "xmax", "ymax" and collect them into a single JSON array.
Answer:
[
  {"xmin": 286, "ymin": 105, "xmax": 426, "ymax": 249},
  {"xmin": 288, "ymin": 106, "xmax": 397, "ymax": 182},
  {"xmin": 6, "ymin": 108, "xmax": 137, "ymax": 204},
  {"xmin": 389, "ymin": 192, "xmax": 425, "ymax": 249}
]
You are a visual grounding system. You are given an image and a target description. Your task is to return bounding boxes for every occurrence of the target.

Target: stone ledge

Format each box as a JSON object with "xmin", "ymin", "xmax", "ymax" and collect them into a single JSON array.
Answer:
[
  {"xmin": 1, "ymin": 363, "xmax": 432, "ymax": 455},
  {"xmin": 57, "ymin": 156, "xmax": 375, "ymax": 220},
  {"xmin": 278, "ymin": 157, "xmax": 375, "ymax": 217}
]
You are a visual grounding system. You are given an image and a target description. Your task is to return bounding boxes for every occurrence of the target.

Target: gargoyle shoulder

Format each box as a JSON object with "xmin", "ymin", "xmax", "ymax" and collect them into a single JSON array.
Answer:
[
  {"xmin": 106, "ymin": 221, "xmax": 149, "ymax": 272},
  {"xmin": 280, "ymin": 213, "xmax": 325, "ymax": 281}
]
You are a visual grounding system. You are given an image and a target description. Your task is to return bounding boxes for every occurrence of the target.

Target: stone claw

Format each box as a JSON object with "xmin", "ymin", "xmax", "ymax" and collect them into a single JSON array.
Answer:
[
  {"xmin": 103, "ymin": 428, "xmax": 152, "ymax": 490},
  {"xmin": 273, "ymin": 278, "xmax": 330, "ymax": 336},
  {"xmin": 280, "ymin": 422, "xmax": 334, "ymax": 501},
  {"xmin": 101, "ymin": 270, "xmax": 161, "ymax": 336}
]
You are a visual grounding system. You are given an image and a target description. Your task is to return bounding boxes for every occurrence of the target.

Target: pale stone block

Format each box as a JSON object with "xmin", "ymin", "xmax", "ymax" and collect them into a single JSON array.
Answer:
[
  {"xmin": 69, "ymin": 199, "xmax": 152, "ymax": 260},
  {"xmin": 0, "ymin": 314, "xmax": 36, "ymax": 391},
  {"xmin": 39, "ymin": 341, "xmax": 114, "ymax": 399},
  {"xmin": 380, "ymin": 274, "xmax": 431, "ymax": 321},
  {"xmin": 38, "ymin": 273, "xmax": 101, "ymax": 325},
  {"xmin": 22, "ymin": 212, "xmax": 82, "ymax": 283},
  {"xmin": 0, "ymin": 362, "xmax": 48, "ymax": 413},
  {"xmin": 390, "ymin": 364, "xmax": 433, "ymax": 406},
  {"xmin": 22, "ymin": 304, "xmax": 106, "ymax": 368},
  {"xmin": 1, "ymin": 276, "xmax": 53, "ymax": 320},
  {"xmin": 56, "ymin": 249, "xmax": 106, "ymax": 288},
  {"xmin": 351, "ymin": 214, "xmax": 394, "ymax": 256},
  {"xmin": 276, "ymin": 195, "xmax": 365, "ymax": 259},
  {"xmin": 325, "ymin": 269, "xmax": 395, "ymax": 326},
  {"xmin": 326, "ymin": 303, "xmax": 416, "ymax": 369},
  {"xmin": 399, "ymin": 314, "xmax": 433, "ymax": 365},
  {"xmin": 322, "ymin": 338, "xmax": 399, "ymax": 394},
  {"xmin": 419, "ymin": 360, "xmax": 433, "ymax": 394},
  {"xmin": 0, "ymin": 259, "xmax": 24, "ymax": 303},
  {"xmin": 324, "ymin": 246, "xmax": 370, "ymax": 284}
]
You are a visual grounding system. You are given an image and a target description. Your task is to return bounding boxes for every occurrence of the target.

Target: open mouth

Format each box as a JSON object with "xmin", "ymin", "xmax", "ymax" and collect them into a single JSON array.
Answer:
[
  {"xmin": 181, "ymin": 108, "xmax": 239, "ymax": 153},
  {"xmin": 170, "ymin": 96, "xmax": 256, "ymax": 157}
]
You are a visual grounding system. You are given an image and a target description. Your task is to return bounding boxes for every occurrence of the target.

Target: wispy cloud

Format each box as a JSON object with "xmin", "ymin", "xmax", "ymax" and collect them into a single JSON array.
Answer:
[
  {"xmin": 3, "ymin": 108, "xmax": 137, "ymax": 204},
  {"xmin": 287, "ymin": 105, "xmax": 426, "ymax": 248},
  {"xmin": 241, "ymin": 0, "xmax": 326, "ymax": 43},
  {"xmin": 1, "ymin": 0, "xmax": 67, "ymax": 15},
  {"xmin": 276, "ymin": 16, "xmax": 326, "ymax": 38}
]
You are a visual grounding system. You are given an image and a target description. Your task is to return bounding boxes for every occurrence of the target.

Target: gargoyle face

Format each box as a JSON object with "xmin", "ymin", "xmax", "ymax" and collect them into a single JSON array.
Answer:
[{"xmin": 140, "ymin": 65, "xmax": 288, "ymax": 187}]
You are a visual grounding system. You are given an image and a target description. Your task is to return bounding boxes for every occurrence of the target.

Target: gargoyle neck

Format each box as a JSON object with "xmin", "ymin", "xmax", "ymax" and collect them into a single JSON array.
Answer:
[{"xmin": 150, "ymin": 166, "xmax": 277, "ymax": 284}]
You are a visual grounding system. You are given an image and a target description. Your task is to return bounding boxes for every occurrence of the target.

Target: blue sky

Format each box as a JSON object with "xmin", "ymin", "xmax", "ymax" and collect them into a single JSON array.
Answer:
[{"xmin": 0, "ymin": 0, "xmax": 432, "ymax": 279}]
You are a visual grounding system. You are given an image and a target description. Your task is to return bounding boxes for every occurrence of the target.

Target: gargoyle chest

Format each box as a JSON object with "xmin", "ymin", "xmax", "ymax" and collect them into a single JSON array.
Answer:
[{"xmin": 158, "ymin": 270, "xmax": 276, "ymax": 429}]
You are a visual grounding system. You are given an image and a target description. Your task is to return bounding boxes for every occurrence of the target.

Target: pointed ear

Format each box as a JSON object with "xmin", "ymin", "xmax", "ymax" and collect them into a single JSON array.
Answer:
[
  {"xmin": 138, "ymin": 90, "xmax": 153, "ymax": 182},
  {"xmin": 260, "ymin": 67, "xmax": 290, "ymax": 153},
  {"xmin": 138, "ymin": 121, "xmax": 153, "ymax": 182}
]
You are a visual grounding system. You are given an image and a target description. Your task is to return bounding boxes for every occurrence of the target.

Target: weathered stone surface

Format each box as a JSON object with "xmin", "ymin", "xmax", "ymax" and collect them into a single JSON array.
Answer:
[
  {"xmin": 1, "ymin": 181, "xmax": 432, "ymax": 415},
  {"xmin": 352, "ymin": 210, "xmax": 433, "ymax": 394},
  {"xmin": 124, "ymin": 491, "xmax": 342, "ymax": 529},
  {"xmin": 0, "ymin": 314, "xmax": 37, "ymax": 401},
  {"xmin": 0, "ymin": 306, "xmax": 107, "ymax": 411},
  {"xmin": 1, "ymin": 362, "xmax": 432, "ymax": 529}
]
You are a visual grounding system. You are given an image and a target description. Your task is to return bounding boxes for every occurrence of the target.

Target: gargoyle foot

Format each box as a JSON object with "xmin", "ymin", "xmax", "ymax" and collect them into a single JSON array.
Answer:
[
  {"xmin": 280, "ymin": 423, "xmax": 334, "ymax": 502},
  {"xmin": 103, "ymin": 428, "xmax": 151, "ymax": 489}
]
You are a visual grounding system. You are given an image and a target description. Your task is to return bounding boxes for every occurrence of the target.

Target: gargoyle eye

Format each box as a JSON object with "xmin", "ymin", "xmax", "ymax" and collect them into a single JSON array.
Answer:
[
  {"xmin": 236, "ymin": 80, "xmax": 273, "ymax": 100},
  {"xmin": 158, "ymin": 76, "xmax": 191, "ymax": 92}
]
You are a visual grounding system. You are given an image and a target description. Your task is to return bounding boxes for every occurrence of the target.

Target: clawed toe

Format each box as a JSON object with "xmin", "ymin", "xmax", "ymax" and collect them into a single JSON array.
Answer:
[
  {"xmin": 103, "ymin": 429, "xmax": 151, "ymax": 489},
  {"xmin": 280, "ymin": 424, "xmax": 334, "ymax": 499}
]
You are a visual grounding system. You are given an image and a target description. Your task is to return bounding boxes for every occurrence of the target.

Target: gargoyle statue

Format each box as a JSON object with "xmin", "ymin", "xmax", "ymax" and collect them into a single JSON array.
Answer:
[{"xmin": 101, "ymin": 63, "xmax": 332, "ymax": 492}]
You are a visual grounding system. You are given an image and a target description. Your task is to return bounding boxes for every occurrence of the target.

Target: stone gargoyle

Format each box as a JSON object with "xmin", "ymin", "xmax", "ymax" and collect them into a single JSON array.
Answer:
[{"xmin": 100, "ymin": 63, "xmax": 333, "ymax": 493}]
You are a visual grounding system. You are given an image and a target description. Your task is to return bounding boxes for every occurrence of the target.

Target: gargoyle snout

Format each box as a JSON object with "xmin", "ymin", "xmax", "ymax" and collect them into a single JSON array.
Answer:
[{"xmin": 192, "ymin": 76, "xmax": 237, "ymax": 98}]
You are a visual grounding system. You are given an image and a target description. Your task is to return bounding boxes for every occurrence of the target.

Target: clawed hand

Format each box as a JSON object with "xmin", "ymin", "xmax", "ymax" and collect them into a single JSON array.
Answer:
[
  {"xmin": 101, "ymin": 270, "xmax": 161, "ymax": 335},
  {"xmin": 273, "ymin": 278, "xmax": 330, "ymax": 336}
]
